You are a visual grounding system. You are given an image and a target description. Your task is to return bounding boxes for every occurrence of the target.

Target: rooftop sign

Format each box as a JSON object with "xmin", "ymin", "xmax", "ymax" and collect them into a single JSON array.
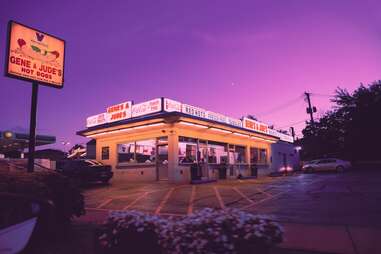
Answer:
[
  {"xmin": 242, "ymin": 117, "xmax": 269, "ymax": 134},
  {"xmin": 85, "ymin": 97, "xmax": 294, "ymax": 143},
  {"xmin": 107, "ymin": 101, "xmax": 132, "ymax": 123}
]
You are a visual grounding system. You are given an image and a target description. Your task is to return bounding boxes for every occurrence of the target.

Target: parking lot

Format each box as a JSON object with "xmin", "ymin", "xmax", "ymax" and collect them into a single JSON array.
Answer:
[{"xmin": 83, "ymin": 169, "xmax": 381, "ymax": 227}]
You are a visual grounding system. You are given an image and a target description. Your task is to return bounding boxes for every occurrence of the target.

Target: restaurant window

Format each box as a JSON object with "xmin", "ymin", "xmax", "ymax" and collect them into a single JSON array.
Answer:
[
  {"xmin": 259, "ymin": 149, "xmax": 267, "ymax": 164},
  {"xmin": 208, "ymin": 141, "xmax": 228, "ymax": 164},
  {"xmin": 235, "ymin": 145, "xmax": 246, "ymax": 164},
  {"xmin": 179, "ymin": 136, "xmax": 197, "ymax": 164},
  {"xmin": 157, "ymin": 136, "xmax": 168, "ymax": 145},
  {"xmin": 135, "ymin": 139, "xmax": 156, "ymax": 163},
  {"xmin": 101, "ymin": 146, "xmax": 109, "ymax": 160},
  {"xmin": 118, "ymin": 142, "xmax": 135, "ymax": 163},
  {"xmin": 198, "ymin": 140, "xmax": 208, "ymax": 163},
  {"xmin": 250, "ymin": 147, "xmax": 259, "ymax": 164},
  {"xmin": 228, "ymin": 144, "xmax": 235, "ymax": 164}
]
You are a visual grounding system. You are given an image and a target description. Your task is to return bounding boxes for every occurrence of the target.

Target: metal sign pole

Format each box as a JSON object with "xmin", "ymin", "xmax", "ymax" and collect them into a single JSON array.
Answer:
[{"xmin": 27, "ymin": 82, "xmax": 39, "ymax": 172}]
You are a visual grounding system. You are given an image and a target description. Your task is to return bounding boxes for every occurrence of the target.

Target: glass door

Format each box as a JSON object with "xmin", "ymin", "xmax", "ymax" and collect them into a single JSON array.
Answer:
[{"xmin": 157, "ymin": 144, "xmax": 168, "ymax": 180}]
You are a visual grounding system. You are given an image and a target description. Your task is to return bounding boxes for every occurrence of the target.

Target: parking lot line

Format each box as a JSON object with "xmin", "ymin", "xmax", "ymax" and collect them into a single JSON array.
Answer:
[
  {"xmin": 187, "ymin": 185, "xmax": 196, "ymax": 215},
  {"xmin": 123, "ymin": 192, "xmax": 148, "ymax": 210},
  {"xmin": 242, "ymin": 190, "xmax": 287, "ymax": 210},
  {"xmin": 214, "ymin": 186, "xmax": 225, "ymax": 209},
  {"xmin": 155, "ymin": 187, "xmax": 176, "ymax": 215},
  {"xmin": 256, "ymin": 186, "xmax": 273, "ymax": 197},
  {"xmin": 233, "ymin": 187, "xmax": 255, "ymax": 204},
  {"xmin": 96, "ymin": 198, "xmax": 113, "ymax": 209}
]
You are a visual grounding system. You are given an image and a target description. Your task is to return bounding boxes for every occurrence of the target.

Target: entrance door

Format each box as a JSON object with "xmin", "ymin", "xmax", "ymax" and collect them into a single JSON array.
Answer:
[{"xmin": 157, "ymin": 144, "xmax": 168, "ymax": 180}]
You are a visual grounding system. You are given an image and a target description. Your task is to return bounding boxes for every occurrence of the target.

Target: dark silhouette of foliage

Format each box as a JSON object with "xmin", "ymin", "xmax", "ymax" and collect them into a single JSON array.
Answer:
[{"xmin": 301, "ymin": 81, "xmax": 381, "ymax": 162}]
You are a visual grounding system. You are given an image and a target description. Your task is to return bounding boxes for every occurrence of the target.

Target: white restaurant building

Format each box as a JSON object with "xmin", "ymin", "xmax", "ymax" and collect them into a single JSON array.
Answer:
[{"xmin": 77, "ymin": 98, "xmax": 299, "ymax": 183}]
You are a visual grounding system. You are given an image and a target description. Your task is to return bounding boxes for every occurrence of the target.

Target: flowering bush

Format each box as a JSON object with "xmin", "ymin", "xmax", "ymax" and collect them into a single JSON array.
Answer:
[
  {"xmin": 96, "ymin": 208, "xmax": 283, "ymax": 254},
  {"xmin": 96, "ymin": 210, "xmax": 167, "ymax": 254}
]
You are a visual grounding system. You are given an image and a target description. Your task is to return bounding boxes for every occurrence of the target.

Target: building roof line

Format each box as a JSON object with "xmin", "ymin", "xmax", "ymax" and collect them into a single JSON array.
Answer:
[{"xmin": 77, "ymin": 111, "xmax": 279, "ymax": 140}]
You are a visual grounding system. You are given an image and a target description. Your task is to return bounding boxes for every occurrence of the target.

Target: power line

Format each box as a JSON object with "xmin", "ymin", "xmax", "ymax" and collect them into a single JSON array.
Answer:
[
  {"xmin": 256, "ymin": 94, "xmax": 304, "ymax": 117},
  {"xmin": 310, "ymin": 93, "xmax": 334, "ymax": 97},
  {"xmin": 276, "ymin": 119, "xmax": 307, "ymax": 129}
]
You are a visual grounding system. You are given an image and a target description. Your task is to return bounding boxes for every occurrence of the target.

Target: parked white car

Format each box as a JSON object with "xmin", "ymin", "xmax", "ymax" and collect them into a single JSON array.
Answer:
[{"xmin": 302, "ymin": 158, "xmax": 351, "ymax": 173}]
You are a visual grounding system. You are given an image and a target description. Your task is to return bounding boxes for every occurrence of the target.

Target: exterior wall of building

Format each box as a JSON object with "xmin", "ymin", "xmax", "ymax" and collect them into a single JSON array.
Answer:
[
  {"xmin": 91, "ymin": 120, "xmax": 274, "ymax": 183},
  {"xmin": 270, "ymin": 142, "xmax": 300, "ymax": 173},
  {"xmin": 95, "ymin": 123, "xmax": 167, "ymax": 183}
]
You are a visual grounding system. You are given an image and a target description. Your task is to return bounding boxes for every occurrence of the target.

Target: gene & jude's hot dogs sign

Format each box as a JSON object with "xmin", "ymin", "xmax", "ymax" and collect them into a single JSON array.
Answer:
[{"xmin": 5, "ymin": 21, "xmax": 65, "ymax": 88}]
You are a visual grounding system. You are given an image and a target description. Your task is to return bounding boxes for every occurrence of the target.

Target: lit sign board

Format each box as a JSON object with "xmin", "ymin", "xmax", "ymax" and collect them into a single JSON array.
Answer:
[
  {"xmin": 163, "ymin": 98, "xmax": 182, "ymax": 112},
  {"xmin": 181, "ymin": 104, "xmax": 206, "ymax": 118},
  {"xmin": 86, "ymin": 113, "xmax": 109, "ymax": 128},
  {"xmin": 5, "ymin": 21, "xmax": 65, "ymax": 88},
  {"xmin": 227, "ymin": 117, "xmax": 243, "ymax": 128},
  {"xmin": 242, "ymin": 117, "xmax": 269, "ymax": 134},
  {"xmin": 107, "ymin": 101, "xmax": 132, "ymax": 123},
  {"xmin": 268, "ymin": 129, "xmax": 294, "ymax": 143},
  {"xmin": 85, "ymin": 98, "xmax": 294, "ymax": 143},
  {"xmin": 131, "ymin": 98, "xmax": 162, "ymax": 117},
  {"xmin": 206, "ymin": 111, "xmax": 243, "ymax": 128}
]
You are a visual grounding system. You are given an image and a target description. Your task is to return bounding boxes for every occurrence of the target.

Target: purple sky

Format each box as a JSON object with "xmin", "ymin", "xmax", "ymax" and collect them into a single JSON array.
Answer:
[{"xmin": 1, "ymin": 0, "xmax": 381, "ymax": 150}]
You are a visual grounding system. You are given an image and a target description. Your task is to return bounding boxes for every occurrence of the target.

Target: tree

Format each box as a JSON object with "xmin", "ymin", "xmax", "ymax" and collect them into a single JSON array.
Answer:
[{"xmin": 300, "ymin": 81, "xmax": 381, "ymax": 162}]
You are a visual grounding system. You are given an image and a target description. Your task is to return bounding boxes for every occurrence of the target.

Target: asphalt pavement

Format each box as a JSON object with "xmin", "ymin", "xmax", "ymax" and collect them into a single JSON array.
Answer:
[{"xmin": 77, "ymin": 169, "xmax": 381, "ymax": 254}]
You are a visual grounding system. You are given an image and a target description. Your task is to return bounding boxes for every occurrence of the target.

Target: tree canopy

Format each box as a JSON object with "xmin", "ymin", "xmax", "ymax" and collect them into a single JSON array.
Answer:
[{"xmin": 300, "ymin": 81, "xmax": 381, "ymax": 162}]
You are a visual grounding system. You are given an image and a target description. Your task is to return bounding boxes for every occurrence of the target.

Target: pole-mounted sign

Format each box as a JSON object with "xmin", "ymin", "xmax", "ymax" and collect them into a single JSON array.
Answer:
[{"xmin": 5, "ymin": 20, "xmax": 65, "ymax": 172}]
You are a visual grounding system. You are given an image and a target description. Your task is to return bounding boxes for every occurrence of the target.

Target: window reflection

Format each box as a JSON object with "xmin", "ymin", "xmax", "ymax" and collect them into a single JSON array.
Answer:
[
  {"xmin": 235, "ymin": 145, "xmax": 246, "ymax": 164},
  {"xmin": 117, "ymin": 139, "xmax": 157, "ymax": 164},
  {"xmin": 250, "ymin": 147, "xmax": 259, "ymax": 164},
  {"xmin": 135, "ymin": 140, "xmax": 156, "ymax": 163},
  {"xmin": 198, "ymin": 140, "xmax": 208, "ymax": 163},
  {"xmin": 208, "ymin": 141, "xmax": 228, "ymax": 164},
  {"xmin": 179, "ymin": 136, "xmax": 197, "ymax": 163},
  {"xmin": 259, "ymin": 149, "xmax": 267, "ymax": 164},
  {"xmin": 118, "ymin": 142, "xmax": 135, "ymax": 163}
]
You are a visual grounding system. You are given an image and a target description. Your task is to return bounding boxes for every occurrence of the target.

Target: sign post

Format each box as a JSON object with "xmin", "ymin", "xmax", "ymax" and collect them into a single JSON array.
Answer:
[
  {"xmin": 5, "ymin": 20, "xmax": 65, "ymax": 172},
  {"xmin": 27, "ymin": 82, "xmax": 38, "ymax": 172}
]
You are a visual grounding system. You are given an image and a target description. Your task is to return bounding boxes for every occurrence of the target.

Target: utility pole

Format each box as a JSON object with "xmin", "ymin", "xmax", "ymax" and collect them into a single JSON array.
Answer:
[
  {"xmin": 304, "ymin": 92, "xmax": 316, "ymax": 125},
  {"xmin": 290, "ymin": 127, "xmax": 295, "ymax": 141}
]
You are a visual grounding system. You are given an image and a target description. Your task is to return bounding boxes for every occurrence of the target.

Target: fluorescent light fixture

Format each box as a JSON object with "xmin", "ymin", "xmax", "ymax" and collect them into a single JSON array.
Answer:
[
  {"xmin": 209, "ymin": 127, "xmax": 232, "ymax": 134},
  {"xmin": 133, "ymin": 122, "xmax": 165, "ymax": 129},
  {"xmin": 87, "ymin": 122, "xmax": 165, "ymax": 137},
  {"xmin": 251, "ymin": 136, "xmax": 276, "ymax": 143},
  {"xmin": 251, "ymin": 136, "xmax": 266, "ymax": 141},
  {"xmin": 179, "ymin": 121, "xmax": 208, "ymax": 128},
  {"xmin": 233, "ymin": 132, "xmax": 250, "ymax": 137}
]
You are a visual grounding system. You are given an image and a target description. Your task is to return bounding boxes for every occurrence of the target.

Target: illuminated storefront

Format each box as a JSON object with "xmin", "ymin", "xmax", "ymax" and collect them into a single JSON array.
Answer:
[{"xmin": 77, "ymin": 98, "xmax": 296, "ymax": 183}]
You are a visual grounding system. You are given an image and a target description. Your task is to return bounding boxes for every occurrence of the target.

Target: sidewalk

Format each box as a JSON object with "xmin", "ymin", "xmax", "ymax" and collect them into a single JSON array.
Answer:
[
  {"xmin": 74, "ymin": 209, "xmax": 381, "ymax": 254},
  {"xmin": 278, "ymin": 222, "xmax": 381, "ymax": 254}
]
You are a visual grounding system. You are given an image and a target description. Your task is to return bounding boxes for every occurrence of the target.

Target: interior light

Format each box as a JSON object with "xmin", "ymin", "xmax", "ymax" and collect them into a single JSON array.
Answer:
[
  {"xmin": 233, "ymin": 132, "xmax": 249, "ymax": 137},
  {"xmin": 86, "ymin": 122, "xmax": 165, "ymax": 138},
  {"xmin": 209, "ymin": 127, "xmax": 232, "ymax": 134},
  {"xmin": 179, "ymin": 121, "xmax": 208, "ymax": 128}
]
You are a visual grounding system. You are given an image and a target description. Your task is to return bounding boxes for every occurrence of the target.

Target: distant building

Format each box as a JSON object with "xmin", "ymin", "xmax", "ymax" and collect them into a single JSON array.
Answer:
[
  {"xmin": 86, "ymin": 139, "xmax": 96, "ymax": 159},
  {"xmin": 29, "ymin": 149, "xmax": 66, "ymax": 161},
  {"xmin": 0, "ymin": 130, "xmax": 56, "ymax": 158}
]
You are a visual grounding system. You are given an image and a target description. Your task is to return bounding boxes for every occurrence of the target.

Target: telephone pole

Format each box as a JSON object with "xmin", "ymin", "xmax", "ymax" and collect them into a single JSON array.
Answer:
[
  {"xmin": 304, "ymin": 92, "xmax": 316, "ymax": 125},
  {"xmin": 290, "ymin": 127, "xmax": 295, "ymax": 141}
]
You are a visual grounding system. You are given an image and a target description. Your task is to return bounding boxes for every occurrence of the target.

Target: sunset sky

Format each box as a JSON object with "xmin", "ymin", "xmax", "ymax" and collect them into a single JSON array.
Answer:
[{"xmin": 1, "ymin": 0, "xmax": 381, "ymax": 150}]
